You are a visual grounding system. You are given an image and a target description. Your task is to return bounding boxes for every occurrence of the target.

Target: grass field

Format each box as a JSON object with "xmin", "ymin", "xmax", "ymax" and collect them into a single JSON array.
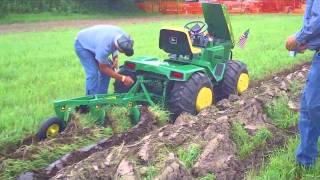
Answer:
[
  {"xmin": 0, "ymin": 11, "xmax": 147, "ymax": 24},
  {"xmin": 247, "ymin": 96, "xmax": 320, "ymax": 180},
  {"xmin": 0, "ymin": 14, "xmax": 311, "ymax": 148},
  {"xmin": 247, "ymin": 137, "xmax": 320, "ymax": 180},
  {"xmin": 244, "ymin": 79, "xmax": 320, "ymax": 180}
]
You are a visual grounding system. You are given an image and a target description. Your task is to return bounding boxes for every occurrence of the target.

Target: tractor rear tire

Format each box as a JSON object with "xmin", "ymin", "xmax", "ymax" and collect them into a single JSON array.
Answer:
[
  {"xmin": 168, "ymin": 72, "xmax": 213, "ymax": 117},
  {"xmin": 37, "ymin": 117, "xmax": 65, "ymax": 141},
  {"xmin": 213, "ymin": 60, "xmax": 249, "ymax": 102},
  {"xmin": 114, "ymin": 66, "xmax": 137, "ymax": 93}
]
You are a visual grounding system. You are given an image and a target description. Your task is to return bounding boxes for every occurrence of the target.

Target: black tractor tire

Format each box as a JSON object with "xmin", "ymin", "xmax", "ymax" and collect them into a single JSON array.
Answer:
[
  {"xmin": 37, "ymin": 117, "xmax": 65, "ymax": 141},
  {"xmin": 114, "ymin": 66, "xmax": 137, "ymax": 93},
  {"xmin": 213, "ymin": 60, "xmax": 249, "ymax": 102},
  {"xmin": 168, "ymin": 72, "xmax": 213, "ymax": 117}
]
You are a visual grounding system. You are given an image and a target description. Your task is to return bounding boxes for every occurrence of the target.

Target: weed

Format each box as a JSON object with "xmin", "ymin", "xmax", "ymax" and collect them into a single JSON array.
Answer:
[
  {"xmin": 289, "ymin": 80, "xmax": 303, "ymax": 97},
  {"xmin": 108, "ymin": 106, "xmax": 132, "ymax": 134},
  {"xmin": 149, "ymin": 105, "xmax": 170, "ymax": 126},
  {"xmin": 101, "ymin": 127, "xmax": 113, "ymax": 137},
  {"xmin": 232, "ymin": 122, "xmax": 250, "ymax": 149},
  {"xmin": 79, "ymin": 113, "xmax": 102, "ymax": 129},
  {"xmin": 178, "ymin": 144, "xmax": 201, "ymax": 168},
  {"xmin": 198, "ymin": 173, "xmax": 216, "ymax": 180},
  {"xmin": 151, "ymin": 144, "xmax": 176, "ymax": 174},
  {"xmin": 232, "ymin": 122, "xmax": 272, "ymax": 159},
  {"xmin": 145, "ymin": 165, "xmax": 157, "ymax": 180},
  {"xmin": 252, "ymin": 128, "xmax": 272, "ymax": 146},
  {"xmin": 266, "ymin": 95, "xmax": 299, "ymax": 129}
]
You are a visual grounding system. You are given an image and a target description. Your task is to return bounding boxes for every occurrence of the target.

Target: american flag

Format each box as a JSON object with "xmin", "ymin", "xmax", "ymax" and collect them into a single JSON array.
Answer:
[{"xmin": 238, "ymin": 29, "xmax": 250, "ymax": 49}]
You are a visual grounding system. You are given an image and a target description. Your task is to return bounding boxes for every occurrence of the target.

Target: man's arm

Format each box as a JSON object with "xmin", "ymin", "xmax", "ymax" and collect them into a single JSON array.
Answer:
[
  {"xmin": 95, "ymin": 41, "xmax": 133, "ymax": 86},
  {"xmin": 99, "ymin": 64, "xmax": 134, "ymax": 86},
  {"xmin": 295, "ymin": 0, "xmax": 320, "ymax": 44},
  {"xmin": 99, "ymin": 64, "xmax": 123, "ymax": 81},
  {"xmin": 112, "ymin": 50, "xmax": 119, "ymax": 69},
  {"xmin": 112, "ymin": 56, "xmax": 119, "ymax": 69}
]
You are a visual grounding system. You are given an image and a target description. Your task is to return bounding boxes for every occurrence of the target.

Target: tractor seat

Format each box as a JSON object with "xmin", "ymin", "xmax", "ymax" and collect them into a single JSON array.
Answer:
[{"xmin": 159, "ymin": 27, "xmax": 201, "ymax": 58}]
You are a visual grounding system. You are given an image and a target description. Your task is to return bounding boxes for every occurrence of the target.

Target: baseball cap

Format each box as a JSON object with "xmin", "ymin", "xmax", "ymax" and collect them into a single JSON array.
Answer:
[{"xmin": 117, "ymin": 34, "xmax": 134, "ymax": 56}]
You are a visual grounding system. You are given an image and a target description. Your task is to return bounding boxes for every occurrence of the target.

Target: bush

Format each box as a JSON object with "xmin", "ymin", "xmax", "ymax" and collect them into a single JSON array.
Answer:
[{"xmin": 0, "ymin": 0, "xmax": 9, "ymax": 17}]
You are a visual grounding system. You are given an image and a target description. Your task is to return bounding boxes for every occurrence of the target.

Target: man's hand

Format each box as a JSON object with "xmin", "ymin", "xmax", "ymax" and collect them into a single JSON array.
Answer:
[
  {"xmin": 112, "ymin": 57, "xmax": 119, "ymax": 69},
  {"xmin": 123, "ymin": 76, "xmax": 134, "ymax": 86},
  {"xmin": 286, "ymin": 35, "xmax": 299, "ymax": 51},
  {"xmin": 286, "ymin": 35, "xmax": 307, "ymax": 53}
]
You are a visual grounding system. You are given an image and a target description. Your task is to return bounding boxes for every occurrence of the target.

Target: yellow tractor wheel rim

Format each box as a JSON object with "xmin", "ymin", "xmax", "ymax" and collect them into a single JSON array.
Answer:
[
  {"xmin": 196, "ymin": 87, "xmax": 213, "ymax": 112},
  {"xmin": 46, "ymin": 124, "xmax": 60, "ymax": 138},
  {"xmin": 237, "ymin": 73, "xmax": 250, "ymax": 94}
]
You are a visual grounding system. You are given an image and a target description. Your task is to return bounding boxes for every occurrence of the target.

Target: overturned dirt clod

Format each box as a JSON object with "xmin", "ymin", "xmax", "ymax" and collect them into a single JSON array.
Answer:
[
  {"xmin": 156, "ymin": 158, "xmax": 192, "ymax": 180},
  {"xmin": 15, "ymin": 63, "xmax": 310, "ymax": 180},
  {"xmin": 18, "ymin": 107, "xmax": 157, "ymax": 179}
]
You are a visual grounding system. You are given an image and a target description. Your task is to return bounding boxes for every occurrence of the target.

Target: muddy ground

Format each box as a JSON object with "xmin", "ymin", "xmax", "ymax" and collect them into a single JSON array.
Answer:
[{"xmin": 12, "ymin": 63, "xmax": 309, "ymax": 180}]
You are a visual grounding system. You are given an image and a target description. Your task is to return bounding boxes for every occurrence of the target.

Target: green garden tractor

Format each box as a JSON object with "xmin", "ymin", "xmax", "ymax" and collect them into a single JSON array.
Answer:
[{"xmin": 37, "ymin": 3, "xmax": 249, "ymax": 140}]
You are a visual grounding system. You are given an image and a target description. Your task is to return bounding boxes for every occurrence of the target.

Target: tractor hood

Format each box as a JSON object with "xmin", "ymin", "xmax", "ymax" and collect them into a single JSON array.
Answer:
[{"xmin": 202, "ymin": 3, "xmax": 235, "ymax": 47}]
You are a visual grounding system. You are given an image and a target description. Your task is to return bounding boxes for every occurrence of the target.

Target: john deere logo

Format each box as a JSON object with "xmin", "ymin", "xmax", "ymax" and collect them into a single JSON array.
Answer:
[{"xmin": 169, "ymin": 36, "xmax": 177, "ymax": 45}]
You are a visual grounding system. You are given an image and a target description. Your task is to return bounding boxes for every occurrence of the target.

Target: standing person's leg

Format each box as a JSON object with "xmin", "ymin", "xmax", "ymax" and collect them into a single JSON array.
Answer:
[
  {"xmin": 98, "ymin": 71, "xmax": 111, "ymax": 94},
  {"xmin": 97, "ymin": 57, "xmax": 112, "ymax": 94},
  {"xmin": 296, "ymin": 52, "xmax": 320, "ymax": 167},
  {"xmin": 74, "ymin": 40, "xmax": 99, "ymax": 95}
]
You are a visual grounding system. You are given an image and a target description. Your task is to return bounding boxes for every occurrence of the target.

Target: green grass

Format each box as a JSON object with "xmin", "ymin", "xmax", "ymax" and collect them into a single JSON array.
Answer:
[
  {"xmin": 144, "ymin": 165, "xmax": 158, "ymax": 180},
  {"xmin": 232, "ymin": 122, "xmax": 272, "ymax": 159},
  {"xmin": 0, "ymin": 11, "xmax": 147, "ymax": 24},
  {"xmin": 289, "ymin": 79, "xmax": 304, "ymax": 97},
  {"xmin": 178, "ymin": 144, "xmax": 201, "ymax": 168},
  {"xmin": 198, "ymin": 173, "xmax": 216, "ymax": 180},
  {"xmin": 1, "ymin": 142, "xmax": 89, "ymax": 179},
  {"xmin": 0, "ymin": 126, "xmax": 112, "ymax": 180},
  {"xmin": 149, "ymin": 105, "xmax": 170, "ymax": 126},
  {"xmin": 247, "ymin": 137, "xmax": 320, "ymax": 180},
  {"xmin": 266, "ymin": 95, "xmax": 299, "ymax": 129},
  {"xmin": 108, "ymin": 107, "xmax": 132, "ymax": 134},
  {"xmin": 247, "ymin": 80, "xmax": 320, "ymax": 179},
  {"xmin": 0, "ymin": 14, "xmax": 312, "ymax": 149}
]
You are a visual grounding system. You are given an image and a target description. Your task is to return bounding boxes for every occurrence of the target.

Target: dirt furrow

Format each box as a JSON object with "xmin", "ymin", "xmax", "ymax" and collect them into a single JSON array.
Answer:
[{"xmin": 17, "ymin": 62, "xmax": 309, "ymax": 180}]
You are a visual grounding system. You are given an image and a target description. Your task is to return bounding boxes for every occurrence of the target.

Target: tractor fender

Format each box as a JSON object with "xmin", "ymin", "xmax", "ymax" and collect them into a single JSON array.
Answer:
[{"xmin": 124, "ymin": 57, "xmax": 207, "ymax": 82}]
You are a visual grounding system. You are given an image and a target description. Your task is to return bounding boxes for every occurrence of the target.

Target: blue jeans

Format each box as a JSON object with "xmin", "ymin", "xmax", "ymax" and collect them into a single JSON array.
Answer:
[
  {"xmin": 296, "ymin": 52, "xmax": 320, "ymax": 166},
  {"xmin": 74, "ymin": 40, "xmax": 110, "ymax": 95}
]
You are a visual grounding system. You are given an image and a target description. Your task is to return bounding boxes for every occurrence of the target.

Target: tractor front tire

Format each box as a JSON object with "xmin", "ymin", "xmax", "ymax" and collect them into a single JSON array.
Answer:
[
  {"xmin": 214, "ymin": 60, "xmax": 249, "ymax": 102},
  {"xmin": 37, "ymin": 117, "xmax": 65, "ymax": 141},
  {"xmin": 114, "ymin": 66, "xmax": 137, "ymax": 93},
  {"xmin": 168, "ymin": 72, "xmax": 213, "ymax": 117}
]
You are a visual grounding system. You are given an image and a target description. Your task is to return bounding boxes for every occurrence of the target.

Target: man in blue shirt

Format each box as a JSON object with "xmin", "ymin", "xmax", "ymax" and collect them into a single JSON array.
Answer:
[
  {"xmin": 75, "ymin": 25, "xmax": 134, "ymax": 95},
  {"xmin": 286, "ymin": 0, "xmax": 320, "ymax": 167}
]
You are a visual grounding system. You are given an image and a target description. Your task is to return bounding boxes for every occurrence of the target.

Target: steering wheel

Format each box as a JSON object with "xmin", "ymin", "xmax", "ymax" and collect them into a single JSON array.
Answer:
[{"xmin": 184, "ymin": 21, "xmax": 208, "ymax": 35}]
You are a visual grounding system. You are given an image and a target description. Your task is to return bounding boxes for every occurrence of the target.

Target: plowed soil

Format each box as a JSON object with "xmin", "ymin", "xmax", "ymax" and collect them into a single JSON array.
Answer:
[{"xmin": 14, "ymin": 62, "xmax": 310, "ymax": 180}]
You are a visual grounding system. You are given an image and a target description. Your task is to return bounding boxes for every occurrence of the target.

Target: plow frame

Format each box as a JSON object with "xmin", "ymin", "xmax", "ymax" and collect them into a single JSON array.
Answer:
[{"xmin": 53, "ymin": 76, "xmax": 169, "ymax": 126}]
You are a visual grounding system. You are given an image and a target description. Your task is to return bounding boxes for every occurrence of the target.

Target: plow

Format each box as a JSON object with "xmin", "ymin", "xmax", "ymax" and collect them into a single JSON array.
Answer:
[{"xmin": 37, "ymin": 3, "xmax": 250, "ymax": 140}]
